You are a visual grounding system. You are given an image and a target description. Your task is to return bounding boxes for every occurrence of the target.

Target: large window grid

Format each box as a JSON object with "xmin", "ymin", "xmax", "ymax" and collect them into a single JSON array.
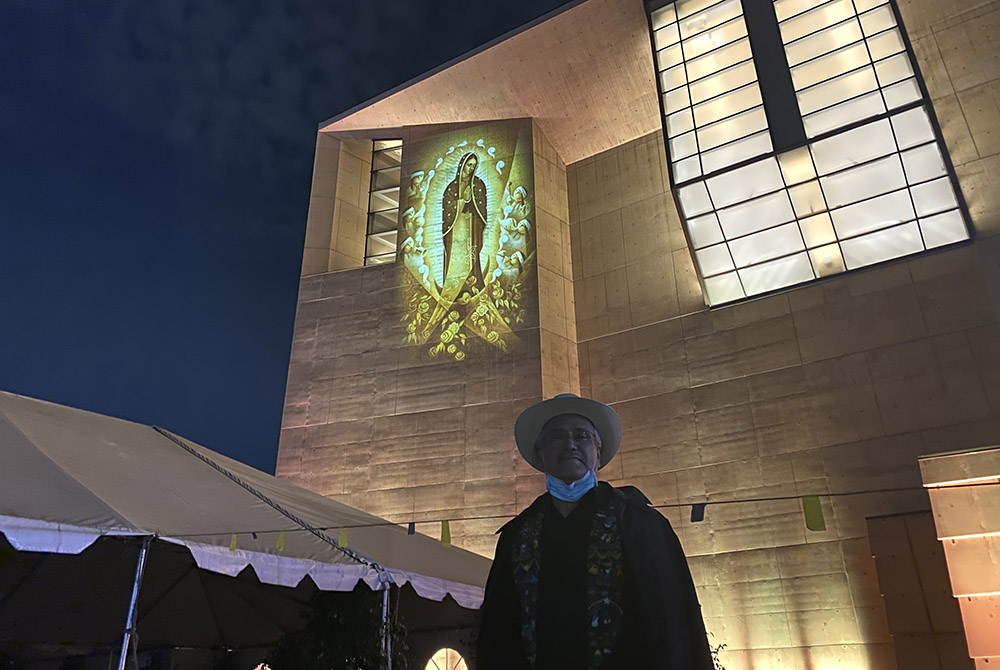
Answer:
[
  {"xmin": 365, "ymin": 139, "xmax": 402, "ymax": 266},
  {"xmin": 652, "ymin": 0, "xmax": 772, "ymax": 185},
  {"xmin": 776, "ymin": 0, "xmax": 924, "ymax": 137},
  {"xmin": 649, "ymin": 0, "xmax": 969, "ymax": 305}
]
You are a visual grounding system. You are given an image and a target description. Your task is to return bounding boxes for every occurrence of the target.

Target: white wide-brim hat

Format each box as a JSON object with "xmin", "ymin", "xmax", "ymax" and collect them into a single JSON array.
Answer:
[{"xmin": 514, "ymin": 393, "xmax": 621, "ymax": 471}]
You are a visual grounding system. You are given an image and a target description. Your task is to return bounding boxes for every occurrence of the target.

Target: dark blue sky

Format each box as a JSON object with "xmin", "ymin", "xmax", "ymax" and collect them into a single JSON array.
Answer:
[{"xmin": 0, "ymin": 0, "xmax": 565, "ymax": 473}]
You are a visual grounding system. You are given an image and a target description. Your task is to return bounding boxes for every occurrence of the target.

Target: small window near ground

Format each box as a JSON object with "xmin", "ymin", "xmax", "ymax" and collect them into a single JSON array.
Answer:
[{"xmin": 425, "ymin": 647, "xmax": 468, "ymax": 670}]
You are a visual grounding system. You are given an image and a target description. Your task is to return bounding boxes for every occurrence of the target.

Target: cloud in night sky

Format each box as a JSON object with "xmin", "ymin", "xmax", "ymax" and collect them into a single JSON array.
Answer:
[
  {"xmin": 0, "ymin": 0, "xmax": 566, "ymax": 472},
  {"xmin": 10, "ymin": 0, "xmax": 565, "ymax": 205}
]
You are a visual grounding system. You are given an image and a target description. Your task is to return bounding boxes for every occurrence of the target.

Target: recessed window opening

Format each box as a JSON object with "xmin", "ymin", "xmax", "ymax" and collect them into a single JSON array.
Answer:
[{"xmin": 365, "ymin": 139, "xmax": 402, "ymax": 266}]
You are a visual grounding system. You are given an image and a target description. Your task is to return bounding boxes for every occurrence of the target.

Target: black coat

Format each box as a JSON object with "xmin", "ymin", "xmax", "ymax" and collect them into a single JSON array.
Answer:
[{"xmin": 477, "ymin": 482, "xmax": 713, "ymax": 670}]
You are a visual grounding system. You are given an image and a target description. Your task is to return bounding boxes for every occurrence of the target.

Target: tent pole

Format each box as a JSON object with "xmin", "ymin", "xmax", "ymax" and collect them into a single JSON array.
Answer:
[
  {"xmin": 381, "ymin": 586, "xmax": 392, "ymax": 670},
  {"xmin": 116, "ymin": 536, "xmax": 152, "ymax": 670}
]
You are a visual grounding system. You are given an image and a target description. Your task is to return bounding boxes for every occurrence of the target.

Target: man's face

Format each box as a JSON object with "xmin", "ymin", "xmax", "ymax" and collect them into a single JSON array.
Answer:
[{"xmin": 535, "ymin": 414, "xmax": 602, "ymax": 484}]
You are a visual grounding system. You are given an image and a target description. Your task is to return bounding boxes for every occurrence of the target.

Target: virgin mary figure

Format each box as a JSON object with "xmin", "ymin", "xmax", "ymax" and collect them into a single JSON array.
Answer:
[{"xmin": 441, "ymin": 152, "xmax": 488, "ymax": 294}]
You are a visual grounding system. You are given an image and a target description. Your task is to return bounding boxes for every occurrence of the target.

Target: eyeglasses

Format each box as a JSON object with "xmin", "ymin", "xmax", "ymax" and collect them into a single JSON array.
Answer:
[{"xmin": 539, "ymin": 430, "xmax": 599, "ymax": 446}]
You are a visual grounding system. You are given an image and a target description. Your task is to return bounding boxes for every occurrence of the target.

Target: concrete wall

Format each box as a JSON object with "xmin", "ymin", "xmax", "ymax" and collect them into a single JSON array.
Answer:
[
  {"xmin": 867, "ymin": 511, "xmax": 974, "ymax": 670},
  {"xmin": 300, "ymin": 134, "xmax": 372, "ymax": 276},
  {"xmin": 920, "ymin": 446, "xmax": 1000, "ymax": 669},
  {"xmin": 277, "ymin": 0, "xmax": 1000, "ymax": 666},
  {"xmin": 561, "ymin": 1, "xmax": 1000, "ymax": 667},
  {"xmin": 278, "ymin": 120, "xmax": 573, "ymax": 557},
  {"xmin": 532, "ymin": 120, "xmax": 580, "ymax": 397}
]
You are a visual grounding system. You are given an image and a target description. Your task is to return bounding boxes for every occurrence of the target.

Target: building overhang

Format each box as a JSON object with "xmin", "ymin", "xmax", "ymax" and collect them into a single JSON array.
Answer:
[{"xmin": 319, "ymin": 0, "xmax": 660, "ymax": 166}]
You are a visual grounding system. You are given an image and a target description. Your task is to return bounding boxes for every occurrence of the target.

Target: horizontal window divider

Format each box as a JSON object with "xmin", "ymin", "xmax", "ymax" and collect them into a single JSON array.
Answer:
[
  {"xmin": 700, "ymin": 245, "xmax": 808, "ymax": 278},
  {"xmin": 661, "ymin": 79, "xmax": 691, "ymax": 96},
  {"xmin": 676, "ymin": 0, "xmax": 732, "ymax": 24},
  {"xmin": 694, "ymin": 102, "xmax": 766, "ymax": 133},
  {"xmin": 668, "ymin": 107, "xmax": 768, "ymax": 145},
  {"xmin": 794, "ymin": 48, "xmax": 906, "ymax": 94},
  {"xmin": 685, "ymin": 180, "xmax": 956, "ymax": 248},
  {"xmin": 791, "ymin": 44, "xmax": 874, "ymax": 84},
  {"xmin": 823, "ymin": 179, "xmax": 910, "ymax": 210},
  {"xmin": 879, "ymin": 74, "xmax": 916, "ymax": 92},
  {"xmin": 681, "ymin": 15, "xmax": 746, "ymax": 43},
  {"xmin": 684, "ymin": 55, "xmax": 756, "ymax": 90},
  {"xmin": 681, "ymin": 34, "xmax": 750, "ymax": 64},
  {"xmin": 777, "ymin": 0, "xmax": 849, "ymax": 30},
  {"xmin": 671, "ymin": 147, "xmax": 700, "ymax": 162},
  {"xmin": 673, "ymin": 150, "xmax": 778, "ymax": 188},
  {"xmin": 658, "ymin": 44, "xmax": 753, "ymax": 91},
  {"xmin": 816, "ymin": 139, "xmax": 948, "ymax": 184},
  {"xmin": 715, "ymin": 216, "xmax": 802, "ymax": 245},
  {"xmin": 691, "ymin": 81, "xmax": 761, "ymax": 116},
  {"xmin": 782, "ymin": 14, "xmax": 863, "ymax": 52},
  {"xmin": 860, "ymin": 23, "xmax": 898, "ymax": 42},
  {"xmin": 788, "ymin": 36, "xmax": 869, "ymax": 70},
  {"xmin": 815, "ymin": 152, "xmax": 900, "ymax": 181},
  {"xmin": 800, "ymin": 83, "xmax": 881, "ymax": 117},
  {"xmin": 792, "ymin": 40, "xmax": 903, "ymax": 78},
  {"xmin": 695, "ymin": 125, "xmax": 769, "ymax": 156},
  {"xmin": 832, "ymin": 212, "xmax": 957, "ymax": 245},
  {"xmin": 653, "ymin": 24, "xmax": 681, "ymax": 47},
  {"xmin": 825, "ymin": 172, "xmax": 954, "ymax": 211},
  {"xmin": 681, "ymin": 32, "xmax": 748, "ymax": 60},
  {"xmin": 783, "ymin": 8, "xmax": 903, "ymax": 53},
  {"xmin": 805, "ymin": 98, "xmax": 923, "ymax": 143}
]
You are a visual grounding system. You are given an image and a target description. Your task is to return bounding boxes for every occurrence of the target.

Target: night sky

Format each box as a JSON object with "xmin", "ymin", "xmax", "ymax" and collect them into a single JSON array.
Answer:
[{"xmin": 1, "ymin": 0, "xmax": 567, "ymax": 473}]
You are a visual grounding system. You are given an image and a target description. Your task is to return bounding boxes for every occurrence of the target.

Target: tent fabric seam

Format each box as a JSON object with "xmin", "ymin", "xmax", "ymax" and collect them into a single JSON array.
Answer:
[
  {"xmin": 152, "ymin": 426, "xmax": 386, "ymax": 576},
  {"xmin": 0, "ymin": 412, "xmax": 141, "ymax": 533}
]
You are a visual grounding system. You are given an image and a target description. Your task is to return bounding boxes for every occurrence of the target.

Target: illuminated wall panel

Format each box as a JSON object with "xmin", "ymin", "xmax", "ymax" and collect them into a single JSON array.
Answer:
[
  {"xmin": 921, "ymin": 448, "xmax": 1000, "ymax": 668},
  {"xmin": 649, "ymin": 0, "xmax": 970, "ymax": 305},
  {"xmin": 397, "ymin": 122, "xmax": 535, "ymax": 360}
]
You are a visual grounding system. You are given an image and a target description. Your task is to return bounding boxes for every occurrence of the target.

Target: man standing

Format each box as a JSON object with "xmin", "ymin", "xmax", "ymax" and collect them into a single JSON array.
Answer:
[{"xmin": 477, "ymin": 394, "xmax": 713, "ymax": 670}]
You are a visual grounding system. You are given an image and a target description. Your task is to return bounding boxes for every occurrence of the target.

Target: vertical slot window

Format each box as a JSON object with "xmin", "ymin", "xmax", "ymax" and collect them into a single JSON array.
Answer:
[{"xmin": 365, "ymin": 139, "xmax": 403, "ymax": 265}]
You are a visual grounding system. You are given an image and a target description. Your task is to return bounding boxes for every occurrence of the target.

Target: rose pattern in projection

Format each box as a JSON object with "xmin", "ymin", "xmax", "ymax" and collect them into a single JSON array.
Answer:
[{"xmin": 399, "ymin": 124, "xmax": 535, "ymax": 360}]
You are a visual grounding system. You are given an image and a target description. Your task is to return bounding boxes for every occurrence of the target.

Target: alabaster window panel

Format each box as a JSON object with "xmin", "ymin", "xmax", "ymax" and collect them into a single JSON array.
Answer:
[
  {"xmin": 649, "ymin": 0, "xmax": 969, "ymax": 306},
  {"xmin": 425, "ymin": 648, "xmax": 468, "ymax": 670},
  {"xmin": 365, "ymin": 139, "xmax": 403, "ymax": 266}
]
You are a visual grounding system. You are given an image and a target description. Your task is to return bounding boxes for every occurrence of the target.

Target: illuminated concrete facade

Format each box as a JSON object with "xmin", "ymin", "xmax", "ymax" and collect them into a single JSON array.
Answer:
[{"xmin": 278, "ymin": 0, "xmax": 1000, "ymax": 667}]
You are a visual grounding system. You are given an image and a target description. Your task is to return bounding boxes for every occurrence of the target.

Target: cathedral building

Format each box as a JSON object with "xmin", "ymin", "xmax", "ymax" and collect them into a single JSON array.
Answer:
[{"xmin": 276, "ymin": 0, "xmax": 1000, "ymax": 667}]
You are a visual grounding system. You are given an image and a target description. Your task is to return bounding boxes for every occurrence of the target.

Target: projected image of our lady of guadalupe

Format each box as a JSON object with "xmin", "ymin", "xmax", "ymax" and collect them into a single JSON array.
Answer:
[{"xmin": 400, "ymin": 131, "xmax": 535, "ymax": 361}]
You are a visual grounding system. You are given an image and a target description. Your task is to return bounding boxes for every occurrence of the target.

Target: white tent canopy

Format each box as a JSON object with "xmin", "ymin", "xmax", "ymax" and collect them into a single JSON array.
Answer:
[{"xmin": 0, "ymin": 391, "xmax": 490, "ymax": 609}]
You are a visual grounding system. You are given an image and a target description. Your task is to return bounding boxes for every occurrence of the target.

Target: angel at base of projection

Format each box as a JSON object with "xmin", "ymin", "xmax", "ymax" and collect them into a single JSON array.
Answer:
[{"xmin": 399, "ymin": 122, "xmax": 535, "ymax": 361}]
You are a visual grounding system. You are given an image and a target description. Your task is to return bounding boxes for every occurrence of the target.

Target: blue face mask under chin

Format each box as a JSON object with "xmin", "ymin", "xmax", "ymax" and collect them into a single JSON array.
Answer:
[{"xmin": 546, "ymin": 469, "xmax": 598, "ymax": 502}]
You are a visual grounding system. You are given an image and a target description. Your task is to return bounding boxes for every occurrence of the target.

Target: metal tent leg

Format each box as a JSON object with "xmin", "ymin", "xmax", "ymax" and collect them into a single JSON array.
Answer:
[
  {"xmin": 382, "ymin": 586, "xmax": 392, "ymax": 670},
  {"xmin": 116, "ymin": 536, "xmax": 152, "ymax": 670}
]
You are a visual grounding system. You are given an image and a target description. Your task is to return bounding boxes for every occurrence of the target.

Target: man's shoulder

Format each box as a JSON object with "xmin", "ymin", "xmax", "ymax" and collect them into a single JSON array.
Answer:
[
  {"xmin": 600, "ymin": 482, "xmax": 677, "ymax": 529},
  {"xmin": 495, "ymin": 493, "xmax": 548, "ymax": 535},
  {"xmin": 600, "ymin": 481, "xmax": 653, "ymax": 509}
]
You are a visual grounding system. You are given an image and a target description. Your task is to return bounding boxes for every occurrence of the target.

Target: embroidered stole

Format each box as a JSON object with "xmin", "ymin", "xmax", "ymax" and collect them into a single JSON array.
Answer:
[{"xmin": 511, "ymin": 498, "xmax": 624, "ymax": 669}]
